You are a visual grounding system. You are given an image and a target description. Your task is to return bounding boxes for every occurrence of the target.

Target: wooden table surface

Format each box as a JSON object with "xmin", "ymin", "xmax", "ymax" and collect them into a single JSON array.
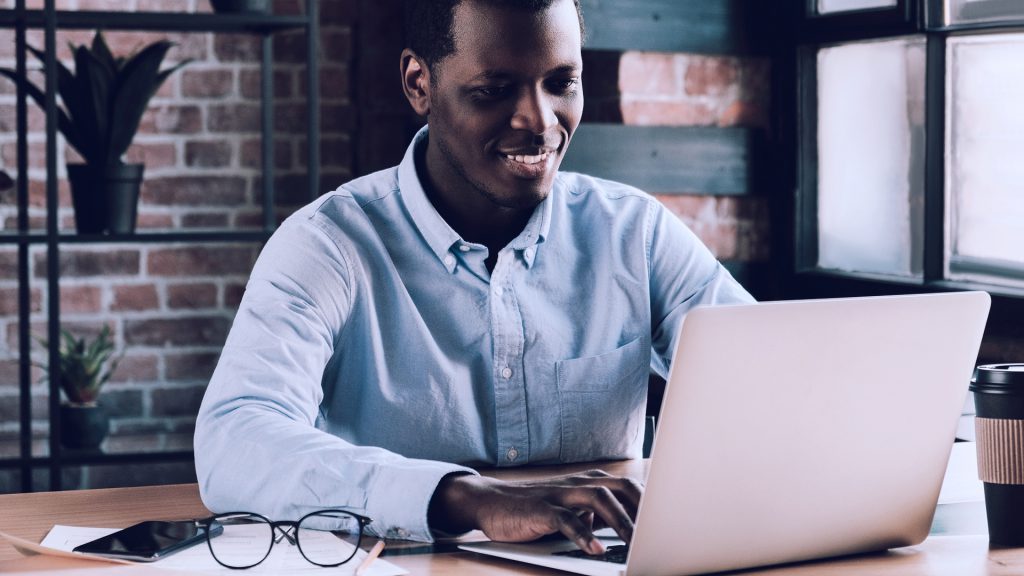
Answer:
[{"xmin": 1, "ymin": 459, "xmax": 1024, "ymax": 575}]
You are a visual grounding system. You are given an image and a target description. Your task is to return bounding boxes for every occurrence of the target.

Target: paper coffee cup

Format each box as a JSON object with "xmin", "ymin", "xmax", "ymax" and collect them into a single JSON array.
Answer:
[{"xmin": 971, "ymin": 363, "xmax": 1024, "ymax": 546}]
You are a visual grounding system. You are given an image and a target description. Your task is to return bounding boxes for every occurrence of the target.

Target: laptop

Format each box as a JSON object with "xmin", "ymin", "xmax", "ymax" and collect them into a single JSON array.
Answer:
[{"xmin": 460, "ymin": 292, "xmax": 991, "ymax": 576}]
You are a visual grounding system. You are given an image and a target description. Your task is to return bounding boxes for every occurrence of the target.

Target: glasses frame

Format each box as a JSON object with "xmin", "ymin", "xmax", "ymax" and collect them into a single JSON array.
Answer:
[{"xmin": 197, "ymin": 509, "xmax": 373, "ymax": 570}]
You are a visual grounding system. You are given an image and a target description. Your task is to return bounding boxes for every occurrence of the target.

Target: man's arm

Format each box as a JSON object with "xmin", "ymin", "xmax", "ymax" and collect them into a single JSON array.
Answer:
[{"xmin": 194, "ymin": 214, "xmax": 475, "ymax": 541}]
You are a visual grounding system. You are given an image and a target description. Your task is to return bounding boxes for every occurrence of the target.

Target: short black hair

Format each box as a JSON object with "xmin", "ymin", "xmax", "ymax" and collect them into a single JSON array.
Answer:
[{"xmin": 404, "ymin": 0, "xmax": 585, "ymax": 70}]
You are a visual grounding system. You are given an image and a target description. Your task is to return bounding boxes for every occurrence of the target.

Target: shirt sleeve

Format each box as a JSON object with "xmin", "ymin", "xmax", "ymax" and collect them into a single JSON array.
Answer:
[
  {"xmin": 646, "ymin": 200, "xmax": 756, "ymax": 379},
  {"xmin": 193, "ymin": 212, "xmax": 476, "ymax": 542}
]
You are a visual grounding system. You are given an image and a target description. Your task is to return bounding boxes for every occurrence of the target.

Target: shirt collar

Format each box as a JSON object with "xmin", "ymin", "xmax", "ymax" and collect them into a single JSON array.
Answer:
[{"xmin": 397, "ymin": 125, "xmax": 554, "ymax": 272}]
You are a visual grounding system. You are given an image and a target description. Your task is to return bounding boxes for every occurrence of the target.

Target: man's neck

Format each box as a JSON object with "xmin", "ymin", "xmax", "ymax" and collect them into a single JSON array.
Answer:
[{"xmin": 415, "ymin": 139, "xmax": 535, "ymax": 258}]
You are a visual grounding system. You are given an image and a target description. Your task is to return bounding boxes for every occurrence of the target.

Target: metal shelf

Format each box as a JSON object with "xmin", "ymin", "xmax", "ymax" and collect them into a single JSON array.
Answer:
[
  {"xmin": 0, "ymin": 230, "xmax": 274, "ymax": 245},
  {"xmin": 0, "ymin": 9, "xmax": 310, "ymax": 34},
  {"xmin": 0, "ymin": 450, "xmax": 195, "ymax": 469}
]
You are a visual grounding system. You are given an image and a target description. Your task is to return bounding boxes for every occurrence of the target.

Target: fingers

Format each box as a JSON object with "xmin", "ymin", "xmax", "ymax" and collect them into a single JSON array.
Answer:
[
  {"xmin": 559, "ymin": 485, "xmax": 634, "ymax": 544},
  {"xmin": 550, "ymin": 507, "xmax": 606, "ymax": 555}
]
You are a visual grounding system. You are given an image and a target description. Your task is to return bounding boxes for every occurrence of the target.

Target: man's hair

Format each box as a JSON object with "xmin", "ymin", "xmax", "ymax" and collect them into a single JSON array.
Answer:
[{"xmin": 404, "ymin": 0, "xmax": 585, "ymax": 71}]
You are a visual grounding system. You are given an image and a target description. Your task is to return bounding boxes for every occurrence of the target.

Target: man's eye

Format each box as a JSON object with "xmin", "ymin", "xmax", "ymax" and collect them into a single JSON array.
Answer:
[
  {"xmin": 473, "ymin": 86, "xmax": 510, "ymax": 99},
  {"xmin": 548, "ymin": 78, "xmax": 580, "ymax": 94}
]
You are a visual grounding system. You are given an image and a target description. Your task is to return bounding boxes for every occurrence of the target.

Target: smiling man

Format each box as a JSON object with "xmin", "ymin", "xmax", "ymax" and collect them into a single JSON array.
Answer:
[{"xmin": 195, "ymin": 0, "xmax": 753, "ymax": 557}]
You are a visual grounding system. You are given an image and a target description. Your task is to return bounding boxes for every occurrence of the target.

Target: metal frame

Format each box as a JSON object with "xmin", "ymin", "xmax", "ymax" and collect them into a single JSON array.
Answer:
[{"xmin": 2, "ymin": 1, "xmax": 319, "ymax": 493}]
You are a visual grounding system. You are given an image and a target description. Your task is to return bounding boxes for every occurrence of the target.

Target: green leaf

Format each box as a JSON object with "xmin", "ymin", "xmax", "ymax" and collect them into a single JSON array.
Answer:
[
  {"xmin": 73, "ymin": 45, "xmax": 107, "ymax": 166},
  {"xmin": 107, "ymin": 40, "xmax": 173, "ymax": 162},
  {"xmin": 91, "ymin": 31, "xmax": 118, "ymax": 75},
  {"xmin": 0, "ymin": 67, "xmax": 82, "ymax": 154}
]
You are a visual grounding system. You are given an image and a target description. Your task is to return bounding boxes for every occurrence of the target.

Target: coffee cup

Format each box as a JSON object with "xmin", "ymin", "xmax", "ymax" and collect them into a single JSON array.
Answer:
[{"xmin": 971, "ymin": 363, "xmax": 1024, "ymax": 546}]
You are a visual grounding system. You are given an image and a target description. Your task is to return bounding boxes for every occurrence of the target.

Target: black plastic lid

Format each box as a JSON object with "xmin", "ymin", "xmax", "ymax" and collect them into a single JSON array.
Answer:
[{"xmin": 971, "ymin": 364, "xmax": 1024, "ymax": 393}]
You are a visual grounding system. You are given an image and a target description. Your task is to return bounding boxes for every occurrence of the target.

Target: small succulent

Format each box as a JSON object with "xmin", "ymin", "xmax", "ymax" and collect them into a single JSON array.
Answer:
[
  {"xmin": 0, "ymin": 31, "xmax": 189, "ymax": 170},
  {"xmin": 38, "ymin": 325, "xmax": 121, "ymax": 405}
]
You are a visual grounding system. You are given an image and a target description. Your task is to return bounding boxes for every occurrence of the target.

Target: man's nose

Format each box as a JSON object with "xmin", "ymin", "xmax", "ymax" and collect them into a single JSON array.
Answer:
[{"xmin": 510, "ymin": 88, "xmax": 557, "ymax": 135}]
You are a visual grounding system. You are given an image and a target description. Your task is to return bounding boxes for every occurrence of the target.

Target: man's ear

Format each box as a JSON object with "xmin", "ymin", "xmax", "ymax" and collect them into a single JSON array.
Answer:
[{"xmin": 401, "ymin": 49, "xmax": 432, "ymax": 117}]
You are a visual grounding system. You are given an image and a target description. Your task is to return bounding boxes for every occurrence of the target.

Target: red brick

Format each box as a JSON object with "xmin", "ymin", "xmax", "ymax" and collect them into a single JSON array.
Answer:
[
  {"xmin": 208, "ymin": 103, "xmax": 261, "ymax": 133},
  {"xmin": 181, "ymin": 213, "xmax": 230, "ymax": 228},
  {"xmin": 109, "ymin": 354, "xmax": 159, "ymax": 383},
  {"xmin": 320, "ymin": 0, "xmax": 357, "ymax": 24},
  {"xmin": 273, "ymin": 31, "xmax": 307, "ymax": 64},
  {"xmin": 320, "ymin": 103, "xmax": 355, "ymax": 133},
  {"xmin": 239, "ymin": 69, "xmax": 294, "ymax": 100},
  {"xmin": 141, "ymin": 176, "xmax": 247, "ymax": 206},
  {"xmin": 621, "ymin": 100, "xmax": 715, "ymax": 127},
  {"xmin": 28, "ymin": 178, "xmax": 73, "ymax": 209},
  {"xmin": 111, "ymin": 284, "xmax": 159, "ymax": 312},
  {"xmin": 224, "ymin": 282, "xmax": 246, "ymax": 308},
  {"xmin": 151, "ymin": 384, "xmax": 207, "ymax": 416},
  {"xmin": 684, "ymin": 56, "xmax": 739, "ymax": 97},
  {"xmin": 718, "ymin": 100, "xmax": 768, "ymax": 128},
  {"xmin": 297, "ymin": 65, "xmax": 349, "ymax": 100},
  {"xmin": 185, "ymin": 140, "xmax": 233, "ymax": 168},
  {"xmin": 33, "ymin": 249, "xmax": 141, "ymax": 279},
  {"xmin": 213, "ymin": 34, "xmax": 260, "ymax": 62},
  {"xmin": 124, "ymin": 141, "xmax": 177, "ymax": 169},
  {"xmin": 0, "ymin": 251, "xmax": 17, "ymax": 278},
  {"xmin": 60, "ymin": 285, "xmax": 102, "ymax": 314},
  {"xmin": 181, "ymin": 69, "xmax": 234, "ymax": 99},
  {"xmin": 1, "ymin": 141, "xmax": 46, "ymax": 170},
  {"xmin": 135, "ymin": 213, "xmax": 176, "ymax": 229},
  {"xmin": 148, "ymin": 246, "xmax": 257, "ymax": 277},
  {"xmin": 167, "ymin": 282, "xmax": 218, "ymax": 309},
  {"xmin": 321, "ymin": 29, "xmax": 352, "ymax": 64},
  {"xmin": 241, "ymin": 138, "xmax": 292, "ymax": 169},
  {"xmin": 0, "ymin": 103, "xmax": 47, "ymax": 133},
  {"xmin": 137, "ymin": 0, "xmax": 191, "ymax": 10},
  {"xmin": 124, "ymin": 316, "xmax": 230, "ymax": 347},
  {"xmin": 165, "ymin": 351, "xmax": 221, "ymax": 380},
  {"xmin": 0, "ymin": 286, "xmax": 42, "ymax": 315},
  {"xmin": 618, "ymin": 52, "xmax": 679, "ymax": 97},
  {"xmin": 139, "ymin": 105, "xmax": 202, "ymax": 135}
]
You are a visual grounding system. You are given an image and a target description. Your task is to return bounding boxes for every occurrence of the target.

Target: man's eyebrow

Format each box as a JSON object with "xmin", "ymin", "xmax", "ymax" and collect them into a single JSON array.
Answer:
[{"xmin": 471, "ymin": 64, "xmax": 581, "ymax": 82}]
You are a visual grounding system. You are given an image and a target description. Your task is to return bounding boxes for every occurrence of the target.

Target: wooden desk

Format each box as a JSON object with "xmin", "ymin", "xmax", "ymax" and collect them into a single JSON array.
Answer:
[{"xmin": 1, "ymin": 459, "xmax": 1023, "ymax": 575}]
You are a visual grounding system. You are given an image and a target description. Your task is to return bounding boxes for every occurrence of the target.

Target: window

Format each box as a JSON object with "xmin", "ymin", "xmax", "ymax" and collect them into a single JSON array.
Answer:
[{"xmin": 795, "ymin": 0, "xmax": 1024, "ymax": 293}]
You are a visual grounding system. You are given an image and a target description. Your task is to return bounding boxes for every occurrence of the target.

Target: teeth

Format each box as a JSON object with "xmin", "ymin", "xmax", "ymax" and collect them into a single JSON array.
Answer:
[{"xmin": 506, "ymin": 152, "xmax": 549, "ymax": 165}]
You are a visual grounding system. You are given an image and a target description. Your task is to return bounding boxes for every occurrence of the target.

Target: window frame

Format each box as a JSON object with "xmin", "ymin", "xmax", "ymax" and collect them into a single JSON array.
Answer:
[{"xmin": 786, "ymin": 0, "xmax": 1024, "ymax": 305}]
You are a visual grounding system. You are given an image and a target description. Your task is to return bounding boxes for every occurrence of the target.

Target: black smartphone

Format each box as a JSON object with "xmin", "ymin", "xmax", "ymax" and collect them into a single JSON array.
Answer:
[{"xmin": 72, "ymin": 520, "xmax": 221, "ymax": 562}]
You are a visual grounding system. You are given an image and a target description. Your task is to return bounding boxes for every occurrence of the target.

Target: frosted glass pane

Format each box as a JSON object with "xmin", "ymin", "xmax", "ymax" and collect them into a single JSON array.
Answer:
[
  {"xmin": 947, "ymin": 34, "xmax": 1024, "ymax": 276},
  {"xmin": 816, "ymin": 38, "xmax": 926, "ymax": 277},
  {"xmin": 817, "ymin": 0, "xmax": 897, "ymax": 14},
  {"xmin": 945, "ymin": 0, "xmax": 1024, "ymax": 26}
]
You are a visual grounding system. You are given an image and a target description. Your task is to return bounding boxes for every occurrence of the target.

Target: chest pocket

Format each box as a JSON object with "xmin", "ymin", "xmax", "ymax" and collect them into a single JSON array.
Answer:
[{"xmin": 556, "ymin": 337, "xmax": 649, "ymax": 463}]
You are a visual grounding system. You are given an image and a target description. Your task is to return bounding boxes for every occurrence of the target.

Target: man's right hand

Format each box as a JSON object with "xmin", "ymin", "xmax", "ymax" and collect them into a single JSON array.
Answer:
[{"xmin": 427, "ymin": 470, "xmax": 643, "ymax": 555}]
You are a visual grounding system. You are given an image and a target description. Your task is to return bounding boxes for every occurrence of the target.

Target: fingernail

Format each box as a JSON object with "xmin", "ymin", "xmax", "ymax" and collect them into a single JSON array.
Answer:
[{"xmin": 588, "ymin": 539, "xmax": 606, "ymax": 555}]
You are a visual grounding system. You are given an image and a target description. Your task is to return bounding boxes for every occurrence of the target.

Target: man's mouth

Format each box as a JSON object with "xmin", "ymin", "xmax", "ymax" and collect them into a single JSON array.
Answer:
[{"xmin": 504, "ymin": 151, "xmax": 551, "ymax": 165}]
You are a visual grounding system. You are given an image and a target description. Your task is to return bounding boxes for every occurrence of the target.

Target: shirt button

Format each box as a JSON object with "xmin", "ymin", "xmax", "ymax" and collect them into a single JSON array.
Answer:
[
  {"xmin": 459, "ymin": 244, "xmax": 471, "ymax": 252},
  {"xmin": 444, "ymin": 254, "xmax": 455, "ymax": 267},
  {"xmin": 506, "ymin": 447, "xmax": 519, "ymax": 462},
  {"xmin": 501, "ymin": 367, "xmax": 513, "ymax": 379}
]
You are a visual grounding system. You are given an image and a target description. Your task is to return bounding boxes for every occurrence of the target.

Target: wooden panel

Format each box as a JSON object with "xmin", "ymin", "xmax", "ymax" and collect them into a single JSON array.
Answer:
[
  {"xmin": 561, "ymin": 124, "xmax": 755, "ymax": 195},
  {"xmin": 579, "ymin": 0, "xmax": 768, "ymax": 55}
]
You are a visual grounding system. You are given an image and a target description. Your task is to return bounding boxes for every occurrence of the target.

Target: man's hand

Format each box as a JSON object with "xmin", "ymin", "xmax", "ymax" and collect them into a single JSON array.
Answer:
[{"xmin": 428, "ymin": 470, "xmax": 643, "ymax": 555}]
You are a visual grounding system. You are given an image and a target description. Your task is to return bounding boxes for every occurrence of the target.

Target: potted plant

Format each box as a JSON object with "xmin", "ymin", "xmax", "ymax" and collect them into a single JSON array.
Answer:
[
  {"xmin": 38, "ymin": 325, "xmax": 122, "ymax": 450},
  {"xmin": 0, "ymin": 31, "xmax": 189, "ymax": 234}
]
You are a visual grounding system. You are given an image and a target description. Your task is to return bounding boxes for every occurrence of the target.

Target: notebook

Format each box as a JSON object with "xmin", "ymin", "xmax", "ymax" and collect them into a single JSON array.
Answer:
[{"xmin": 460, "ymin": 291, "xmax": 991, "ymax": 576}]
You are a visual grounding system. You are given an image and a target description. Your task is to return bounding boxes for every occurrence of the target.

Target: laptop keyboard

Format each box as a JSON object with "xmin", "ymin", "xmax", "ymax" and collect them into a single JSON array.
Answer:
[{"xmin": 553, "ymin": 544, "xmax": 629, "ymax": 564}]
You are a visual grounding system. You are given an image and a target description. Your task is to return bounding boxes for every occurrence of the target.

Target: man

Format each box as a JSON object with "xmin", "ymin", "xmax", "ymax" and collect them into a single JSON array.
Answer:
[{"xmin": 195, "ymin": 0, "xmax": 753, "ymax": 556}]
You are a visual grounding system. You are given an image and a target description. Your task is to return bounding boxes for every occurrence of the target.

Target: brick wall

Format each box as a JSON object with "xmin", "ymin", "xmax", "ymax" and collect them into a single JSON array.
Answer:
[
  {"xmin": 0, "ymin": 1, "xmax": 771, "ymax": 492},
  {"xmin": 0, "ymin": 0, "xmax": 355, "ymax": 491}
]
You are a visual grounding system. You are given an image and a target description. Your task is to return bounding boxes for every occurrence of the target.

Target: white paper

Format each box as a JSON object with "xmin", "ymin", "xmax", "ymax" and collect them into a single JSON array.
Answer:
[{"xmin": 40, "ymin": 526, "xmax": 405, "ymax": 576}]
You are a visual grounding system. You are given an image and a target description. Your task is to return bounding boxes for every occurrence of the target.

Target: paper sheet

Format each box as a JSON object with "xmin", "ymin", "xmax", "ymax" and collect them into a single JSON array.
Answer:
[{"xmin": 39, "ymin": 526, "xmax": 405, "ymax": 576}]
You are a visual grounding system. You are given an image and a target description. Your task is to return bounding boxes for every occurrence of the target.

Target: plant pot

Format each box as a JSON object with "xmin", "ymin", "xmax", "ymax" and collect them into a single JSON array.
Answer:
[
  {"xmin": 67, "ymin": 163, "xmax": 144, "ymax": 235},
  {"xmin": 59, "ymin": 403, "xmax": 110, "ymax": 450},
  {"xmin": 210, "ymin": 0, "xmax": 270, "ymax": 13}
]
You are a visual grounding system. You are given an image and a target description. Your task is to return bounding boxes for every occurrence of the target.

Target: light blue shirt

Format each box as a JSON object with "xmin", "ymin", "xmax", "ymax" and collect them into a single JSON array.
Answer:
[{"xmin": 195, "ymin": 127, "xmax": 753, "ymax": 542}]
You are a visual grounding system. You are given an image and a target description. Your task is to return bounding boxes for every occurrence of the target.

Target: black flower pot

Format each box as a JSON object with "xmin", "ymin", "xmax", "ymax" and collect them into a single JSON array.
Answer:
[
  {"xmin": 210, "ymin": 0, "xmax": 270, "ymax": 13},
  {"xmin": 59, "ymin": 403, "xmax": 110, "ymax": 450},
  {"xmin": 67, "ymin": 163, "xmax": 144, "ymax": 235}
]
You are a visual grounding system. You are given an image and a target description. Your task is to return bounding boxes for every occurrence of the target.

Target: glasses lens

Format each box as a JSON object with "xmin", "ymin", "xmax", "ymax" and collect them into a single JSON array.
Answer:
[
  {"xmin": 208, "ymin": 513, "xmax": 274, "ymax": 569},
  {"xmin": 296, "ymin": 510, "xmax": 363, "ymax": 567}
]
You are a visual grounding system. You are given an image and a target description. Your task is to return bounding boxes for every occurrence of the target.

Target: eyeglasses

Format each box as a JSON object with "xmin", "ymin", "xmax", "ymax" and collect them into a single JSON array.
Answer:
[{"xmin": 196, "ymin": 510, "xmax": 372, "ymax": 569}]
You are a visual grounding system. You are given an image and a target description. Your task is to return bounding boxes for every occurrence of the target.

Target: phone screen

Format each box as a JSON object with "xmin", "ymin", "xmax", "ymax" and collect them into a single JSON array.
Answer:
[{"xmin": 73, "ymin": 520, "xmax": 216, "ymax": 561}]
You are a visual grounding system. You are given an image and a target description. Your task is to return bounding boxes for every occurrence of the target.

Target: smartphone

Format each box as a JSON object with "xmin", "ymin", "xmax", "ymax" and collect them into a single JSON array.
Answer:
[{"xmin": 73, "ymin": 520, "xmax": 221, "ymax": 562}]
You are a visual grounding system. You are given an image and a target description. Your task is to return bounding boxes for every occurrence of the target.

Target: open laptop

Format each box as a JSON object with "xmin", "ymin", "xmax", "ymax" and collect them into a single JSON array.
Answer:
[{"xmin": 460, "ymin": 292, "xmax": 991, "ymax": 576}]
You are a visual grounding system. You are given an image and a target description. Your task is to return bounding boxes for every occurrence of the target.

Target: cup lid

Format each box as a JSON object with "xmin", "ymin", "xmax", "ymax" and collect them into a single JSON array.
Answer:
[{"xmin": 971, "ymin": 363, "xmax": 1024, "ymax": 391}]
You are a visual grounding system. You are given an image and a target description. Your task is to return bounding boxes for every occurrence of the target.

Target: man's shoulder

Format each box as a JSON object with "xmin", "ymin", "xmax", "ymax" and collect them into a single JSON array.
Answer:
[
  {"xmin": 555, "ymin": 171, "xmax": 660, "ymax": 212},
  {"xmin": 288, "ymin": 166, "xmax": 401, "ymax": 225}
]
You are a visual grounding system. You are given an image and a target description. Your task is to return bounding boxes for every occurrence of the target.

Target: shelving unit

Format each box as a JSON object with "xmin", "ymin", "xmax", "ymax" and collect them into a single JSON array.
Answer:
[{"xmin": 0, "ymin": 0, "xmax": 320, "ymax": 492}]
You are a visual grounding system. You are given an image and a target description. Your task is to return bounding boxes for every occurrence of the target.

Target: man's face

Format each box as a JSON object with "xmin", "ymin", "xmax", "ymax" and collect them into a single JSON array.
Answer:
[{"xmin": 424, "ymin": 0, "xmax": 583, "ymax": 211}]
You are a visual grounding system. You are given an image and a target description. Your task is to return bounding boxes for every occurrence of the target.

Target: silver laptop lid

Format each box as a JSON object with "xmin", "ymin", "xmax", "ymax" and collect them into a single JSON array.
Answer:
[{"xmin": 628, "ymin": 291, "xmax": 991, "ymax": 576}]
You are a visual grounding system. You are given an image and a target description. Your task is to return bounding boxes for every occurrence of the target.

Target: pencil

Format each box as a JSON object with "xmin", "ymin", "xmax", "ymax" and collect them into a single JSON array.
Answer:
[{"xmin": 355, "ymin": 540, "xmax": 386, "ymax": 576}]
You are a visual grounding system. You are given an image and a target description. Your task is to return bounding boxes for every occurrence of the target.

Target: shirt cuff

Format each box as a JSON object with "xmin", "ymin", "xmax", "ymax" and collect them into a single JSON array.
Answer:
[{"xmin": 363, "ymin": 458, "xmax": 478, "ymax": 542}]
